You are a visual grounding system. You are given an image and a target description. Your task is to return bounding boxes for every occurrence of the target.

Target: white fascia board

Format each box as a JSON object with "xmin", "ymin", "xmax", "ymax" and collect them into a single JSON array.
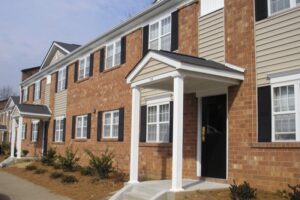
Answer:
[
  {"xmin": 11, "ymin": 106, "xmax": 21, "ymax": 118},
  {"xmin": 127, "ymin": 52, "xmax": 181, "ymax": 84},
  {"xmin": 54, "ymin": 43, "xmax": 71, "ymax": 54},
  {"xmin": 225, "ymin": 62, "xmax": 245, "ymax": 73},
  {"xmin": 270, "ymin": 73, "xmax": 300, "ymax": 84}
]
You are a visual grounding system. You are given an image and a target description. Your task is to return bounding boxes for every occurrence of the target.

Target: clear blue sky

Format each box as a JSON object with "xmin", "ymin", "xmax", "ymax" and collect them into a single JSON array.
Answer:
[{"xmin": 0, "ymin": 0, "xmax": 153, "ymax": 92}]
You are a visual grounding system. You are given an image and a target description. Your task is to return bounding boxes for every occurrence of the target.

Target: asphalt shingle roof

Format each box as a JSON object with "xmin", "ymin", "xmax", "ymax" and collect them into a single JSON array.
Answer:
[
  {"xmin": 17, "ymin": 104, "xmax": 51, "ymax": 116},
  {"xmin": 55, "ymin": 41, "xmax": 81, "ymax": 52},
  {"xmin": 0, "ymin": 125, "xmax": 7, "ymax": 130}
]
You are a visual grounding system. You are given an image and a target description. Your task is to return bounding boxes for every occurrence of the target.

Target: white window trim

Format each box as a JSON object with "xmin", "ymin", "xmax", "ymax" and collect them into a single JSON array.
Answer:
[
  {"xmin": 146, "ymin": 99, "xmax": 170, "ymax": 143},
  {"xmin": 55, "ymin": 116, "xmax": 65, "ymax": 142},
  {"xmin": 57, "ymin": 67, "xmax": 67, "ymax": 92},
  {"xmin": 103, "ymin": 110, "xmax": 119, "ymax": 139},
  {"xmin": 78, "ymin": 55, "xmax": 90, "ymax": 80},
  {"xmin": 76, "ymin": 115, "xmax": 88, "ymax": 139},
  {"xmin": 23, "ymin": 87, "xmax": 28, "ymax": 102},
  {"xmin": 32, "ymin": 121, "xmax": 39, "ymax": 142},
  {"xmin": 148, "ymin": 14, "xmax": 172, "ymax": 51},
  {"xmin": 22, "ymin": 124, "xmax": 26, "ymax": 140},
  {"xmin": 271, "ymin": 80, "xmax": 300, "ymax": 142},
  {"xmin": 268, "ymin": 0, "xmax": 299, "ymax": 16},
  {"xmin": 105, "ymin": 39, "xmax": 121, "ymax": 69},
  {"xmin": 34, "ymin": 81, "xmax": 40, "ymax": 101}
]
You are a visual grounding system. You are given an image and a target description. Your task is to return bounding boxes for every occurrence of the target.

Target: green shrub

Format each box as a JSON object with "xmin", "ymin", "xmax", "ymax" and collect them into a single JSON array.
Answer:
[
  {"xmin": 80, "ymin": 166, "xmax": 94, "ymax": 176},
  {"xmin": 0, "ymin": 142, "xmax": 10, "ymax": 155},
  {"xmin": 85, "ymin": 148, "xmax": 114, "ymax": 179},
  {"xmin": 229, "ymin": 180, "xmax": 257, "ymax": 200},
  {"xmin": 25, "ymin": 165, "xmax": 37, "ymax": 171},
  {"xmin": 50, "ymin": 171, "xmax": 64, "ymax": 179},
  {"xmin": 41, "ymin": 147, "xmax": 57, "ymax": 166},
  {"xmin": 57, "ymin": 147, "xmax": 80, "ymax": 172},
  {"xmin": 61, "ymin": 175, "xmax": 78, "ymax": 184},
  {"xmin": 22, "ymin": 149, "xmax": 29, "ymax": 157},
  {"xmin": 288, "ymin": 184, "xmax": 300, "ymax": 200},
  {"xmin": 53, "ymin": 162, "xmax": 61, "ymax": 170},
  {"xmin": 34, "ymin": 169, "xmax": 47, "ymax": 174}
]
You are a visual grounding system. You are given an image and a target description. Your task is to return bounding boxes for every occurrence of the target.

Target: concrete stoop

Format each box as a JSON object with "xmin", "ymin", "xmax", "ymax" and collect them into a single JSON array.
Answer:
[{"xmin": 0, "ymin": 157, "xmax": 16, "ymax": 168}]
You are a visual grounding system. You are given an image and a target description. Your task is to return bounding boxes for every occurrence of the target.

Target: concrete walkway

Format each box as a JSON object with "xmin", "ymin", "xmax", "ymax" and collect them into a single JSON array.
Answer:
[{"xmin": 0, "ymin": 171, "xmax": 71, "ymax": 200}]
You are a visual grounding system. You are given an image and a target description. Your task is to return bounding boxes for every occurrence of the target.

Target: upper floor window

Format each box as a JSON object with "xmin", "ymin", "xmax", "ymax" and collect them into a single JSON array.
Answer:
[
  {"xmin": 57, "ymin": 67, "xmax": 67, "ymax": 92},
  {"xmin": 147, "ymin": 102, "xmax": 170, "ymax": 143},
  {"xmin": 55, "ymin": 117, "xmax": 65, "ymax": 142},
  {"xmin": 76, "ymin": 115, "xmax": 88, "ymax": 139},
  {"xmin": 149, "ymin": 16, "xmax": 171, "ymax": 51},
  {"xmin": 79, "ymin": 55, "xmax": 90, "ymax": 80},
  {"xmin": 106, "ymin": 40, "xmax": 121, "ymax": 69},
  {"xmin": 103, "ymin": 110, "xmax": 119, "ymax": 139},
  {"xmin": 269, "ymin": 0, "xmax": 299, "ymax": 15},
  {"xmin": 32, "ymin": 122, "xmax": 39, "ymax": 142},
  {"xmin": 22, "ymin": 87, "xmax": 28, "ymax": 103},
  {"xmin": 34, "ymin": 81, "xmax": 40, "ymax": 101}
]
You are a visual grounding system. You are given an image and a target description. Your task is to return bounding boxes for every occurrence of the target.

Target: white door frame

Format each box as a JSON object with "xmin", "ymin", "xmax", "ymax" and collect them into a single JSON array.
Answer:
[{"xmin": 196, "ymin": 87, "xmax": 229, "ymax": 179}]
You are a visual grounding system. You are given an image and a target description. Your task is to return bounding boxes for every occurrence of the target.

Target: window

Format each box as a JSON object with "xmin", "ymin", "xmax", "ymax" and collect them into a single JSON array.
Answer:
[
  {"xmin": 79, "ymin": 55, "xmax": 90, "ymax": 80},
  {"xmin": 23, "ymin": 87, "xmax": 28, "ymax": 102},
  {"xmin": 272, "ymin": 82, "xmax": 299, "ymax": 141},
  {"xmin": 34, "ymin": 81, "xmax": 40, "ymax": 101},
  {"xmin": 149, "ymin": 16, "xmax": 171, "ymax": 51},
  {"xmin": 57, "ymin": 67, "xmax": 67, "ymax": 92},
  {"xmin": 200, "ymin": 0, "xmax": 224, "ymax": 16},
  {"xmin": 76, "ymin": 115, "xmax": 88, "ymax": 139},
  {"xmin": 269, "ymin": 0, "xmax": 299, "ymax": 15},
  {"xmin": 32, "ymin": 122, "xmax": 39, "ymax": 142},
  {"xmin": 103, "ymin": 110, "xmax": 119, "ymax": 139},
  {"xmin": 106, "ymin": 40, "xmax": 121, "ymax": 69},
  {"xmin": 55, "ymin": 117, "xmax": 65, "ymax": 142},
  {"xmin": 22, "ymin": 124, "xmax": 26, "ymax": 140},
  {"xmin": 147, "ymin": 103, "xmax": 170, "ymax": 143}
]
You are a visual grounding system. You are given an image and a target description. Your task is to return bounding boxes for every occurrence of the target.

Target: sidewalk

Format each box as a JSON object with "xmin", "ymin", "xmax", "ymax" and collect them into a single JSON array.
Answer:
[{"xmin": 0, "ymin": 171, "xmax": 71, "ymax": 200}]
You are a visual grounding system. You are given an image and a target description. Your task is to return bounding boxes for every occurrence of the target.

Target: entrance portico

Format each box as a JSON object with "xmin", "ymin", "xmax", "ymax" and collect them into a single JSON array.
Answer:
[
  {"xmin": 11, "ymin": 104, "xmax": 51, "ymax": 159},
  {"xmin": 126, "ymin": 50, "xmax": 244, "ymax": 191}
]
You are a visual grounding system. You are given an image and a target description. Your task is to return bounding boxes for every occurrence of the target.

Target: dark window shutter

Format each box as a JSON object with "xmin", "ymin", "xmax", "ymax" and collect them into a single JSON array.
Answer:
[
  {"xmin": 90, "ymin": 53, "xmax": 94, "ymax": 77},
  {"xmin": 118, "ymin": 107, "xmax": 125, "ymax": 142},
  {"xmin": 140, "ymin": 105, "xmax": 147, "ymax": 142},
  {"xmin": 63, "ymin": 118, "xmax": 66, "ymax": 142},
  {"xmin": 31, "ymin": 124, "xmax": 33, "ymax": 141},
  {"xmin": 72, "ymin": 116, "xmax": 76, "ymax": 139},
  {"xmin": 100, "ymin": 48, "xmax": 106, "ymax": 72},
  {"xmin": 169, "ymin": 101, "xmax": 173, "ymax": 143},
  {"xmin": 258, "ymin": 86, "xmax": 272, "ymax": 142},
  {"xmin": 171, "ymin": 10, "xmax": 179, "ymax": 51},
  {"xmin": 39, "ymin": 81, "xmax": 42, "ymax": 99},
  {"xmin": 32, "ymin": 84, "xmax": 35, "ymax": 101},
  {"xmin": 65, "ymin": 67, "xmax": 69, "ymax": 90},
  {"xmin": 36, "ymin": 122, "xmax": 39, "ymax": 141},
  {"xmin": 24, "ymin": 124, "xmax": 27, "ymax": 139},
  {"xmin": 87, "ymin": 114, "xmax": 91, "ymax": 139},
  {"xmin": 255, "ymin": 0, "xmax": 268, "ymax": 21},
  {"xmin": 121, "ymin": 36, "xmax": 127, "ymax": 64},
  {"xmin": 53, "ymin": 120, "xmax": 56, "ymax": 142},
  {"xmin": 143, "ymin": 25, "xmax": 149, "ymax": 57},
  {"xmin": 26, "ymin": 89, "xmax": 29, "ymax": 101},
  {"xmin": 74, "ymin": 61, "xmax": 79, "ymax": 82},
  {"xmin": 97, "ymin": 111, "xmax": 102, "ymax": 141},
  {"xmin": 55, "ymin": 71, "xmax": 59, "ymax": 93},
  {"xmin": 21, "ymin": 90, "xmax": 24, "ymax": 103}
]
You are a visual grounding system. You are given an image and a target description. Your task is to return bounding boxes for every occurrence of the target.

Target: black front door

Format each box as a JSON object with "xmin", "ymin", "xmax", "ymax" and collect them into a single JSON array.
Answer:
[{"xmin": 201, "ymin": 95, "xmax": 227, "ymax": 179}]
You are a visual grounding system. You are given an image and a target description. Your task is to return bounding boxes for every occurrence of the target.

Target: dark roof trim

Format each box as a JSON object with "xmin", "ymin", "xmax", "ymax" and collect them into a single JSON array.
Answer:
[{"xmin": 54, "ymin": 41, "xmax": 81, "ymax": 52}]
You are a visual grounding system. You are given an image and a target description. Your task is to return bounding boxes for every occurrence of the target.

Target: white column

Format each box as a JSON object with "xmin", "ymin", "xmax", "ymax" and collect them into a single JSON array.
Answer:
[
  {"xmin": 129, "ymin": 87, "xmax": 141, "ymax": 184},
  {"xmin": 10, "ymin": 118, "xmax": 17, "ymax": 158},
  {"xmin": 171, "ymin": 75, "xmax": 184, "ymax": 192},
  {"xmin": 16, "ymin": 117, "xmax": 23, "ymax": 158}
]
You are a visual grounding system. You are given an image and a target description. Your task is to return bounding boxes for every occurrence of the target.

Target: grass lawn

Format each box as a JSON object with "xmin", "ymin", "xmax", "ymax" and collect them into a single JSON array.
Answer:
[
  {"xmin": 175, "ymin": 189, "xmax": 286, "ymax": 200},
  {"xmin": 3, "ymin": 162, "xmax": 124, "ymax": 200}
]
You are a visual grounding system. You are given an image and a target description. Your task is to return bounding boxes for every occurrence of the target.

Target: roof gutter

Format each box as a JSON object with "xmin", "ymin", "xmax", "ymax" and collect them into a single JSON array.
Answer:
[{"xmin": 21, "ymin": 0, "xmax": 187, "ymax": 87}]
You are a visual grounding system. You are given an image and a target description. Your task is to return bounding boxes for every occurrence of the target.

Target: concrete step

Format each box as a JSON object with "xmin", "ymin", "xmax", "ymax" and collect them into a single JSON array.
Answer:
[
  {"xmin": 131, "ymin": 185, "xmax": 162, "ymax": 195},
  {"xmin": 122, "ymin": 191, "xmax": 152, "ymax": 200}
]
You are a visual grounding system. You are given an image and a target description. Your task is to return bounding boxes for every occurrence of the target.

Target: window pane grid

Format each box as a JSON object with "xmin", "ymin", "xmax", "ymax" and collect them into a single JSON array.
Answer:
[
  {"xmin": 34, "ymin": 82, "xmax": 40, "ymax": 100},
  {"xmin": 76, "ymin": 116, "xmax": 87, "ymax": 139},
  {"xmin": 270, "ymin": 0, "xmax": 291, "ymax": 14},
  {"xmin": 79, "ymin": 56, "xmax": 90, "ymax": 80},
  {"xmin": 55, "ymin": 119, "xmax": 64, "ymax": 142},
  {"xmin": 103, "ymin": 110, "xmax": 119, "ymax": 139},
  {"xmin": 148, "ymin": 16, "xmax": 171, "ymax": 51},
  {"xmin": 32, "ymin": 123, "xmax": 38, "ymax": 142},
  {"xmin": 106, "ymin": 40, "xmax": 121, "ymax": 69}
]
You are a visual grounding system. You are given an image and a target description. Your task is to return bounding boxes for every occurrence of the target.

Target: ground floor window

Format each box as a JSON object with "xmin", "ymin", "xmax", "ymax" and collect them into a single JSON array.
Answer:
[
  {"xmin": 147, "ymin": 102, "xmax": 170, "ymax": 143},
  {"xmin": 55, "ymin": 117, "xmax": 65, "ymax": 142},
  {"xmin": 103, "ymin": 110, "xmax": 119, "ymax": 139},
  {"xmin": 76, "ymin": 115, "xmax": 87, "ymax": 139},
  {"xmin": 31, "ymin": 122, "xmax": 39, "ymax": 142},
  {"xmin": 22, "ymin": 124, "xmax": 26, "ymax": 140}
]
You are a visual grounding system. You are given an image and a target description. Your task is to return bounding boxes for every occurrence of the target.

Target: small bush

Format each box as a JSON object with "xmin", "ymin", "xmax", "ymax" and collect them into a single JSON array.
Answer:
[
  {"xmin": 25, "ymin": 165, "xmax": 37, "ymax": 171},
  {"xmin": 34, "ymin": 169, "xmax": 47, "ymax": 174},
  {"xmin": 229, "ymin": 180, "xmax": 257, "ymax": 200},
  {"xmin": 0, "ymin": 142, "xmax": 10, "ymax": 155},
  {"xmin": 41, "ymin": 147, "xmax": 57, "ymax": 166},
  {"xmin": 61, "ymin": 175, "xmax": 78, "ymax": 184},
  {"xmin": 22, "ymin": 149, "xmax": 29, "ymax": 157},
  {"xmin": 288, "ymin": 184, "xmax": 300, "ymax": 200},
  {"xmin": 85, "ymin": 148, "xmax": 114, "ymax": 179},
  {"xmin": 57, "ymin": 147, "xmax": 80, "ymax": 172},
  {"xmin": 53, "ymin": 162, "xmax": 61, "ymax": 170},
  {"xmin": 50, "ymin": 171, "xmax": 64, "ymax": 179},
  {"xmin": 80, "ymin": 166, "xmax": 94, "ymax": 176}
]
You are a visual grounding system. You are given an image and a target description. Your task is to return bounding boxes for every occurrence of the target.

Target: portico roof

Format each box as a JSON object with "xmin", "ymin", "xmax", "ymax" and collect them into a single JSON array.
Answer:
[{"xmin": 11, "ymin": 104, "xmax": 52, "ymax": 120}]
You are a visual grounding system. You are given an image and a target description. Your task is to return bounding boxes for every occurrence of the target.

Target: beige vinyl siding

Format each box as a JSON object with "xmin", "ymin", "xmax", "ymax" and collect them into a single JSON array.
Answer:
[
  {"xmin": 49, "ymin": 49, "xmax": 66, "ymax": 66},
  {"xmin": 199, "ymin": 9, "xmax": 225, "ymax": 63},
  {"xmin": 256, "ymin": 7, "xmax": 300, "ymax": 86},
  {"xmin": 45, "ymin": 84, "xmax": 50, "ymax": 106},
  {"xmin": 132, "ymin": 59, "xmax": 175, "ymax": 82},
  {"xmin": 54, "ymin": 90, "xmax": 67, "ymax": 117},
  {"xmin": 141, "ymin": 88, "xmax": 173, "ymax": 105}
]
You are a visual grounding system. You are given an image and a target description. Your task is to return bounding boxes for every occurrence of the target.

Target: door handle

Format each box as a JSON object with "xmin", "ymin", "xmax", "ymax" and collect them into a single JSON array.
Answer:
[{"xmin": 202, "ymin": 126, "xmax": 206, "ymax": 142}]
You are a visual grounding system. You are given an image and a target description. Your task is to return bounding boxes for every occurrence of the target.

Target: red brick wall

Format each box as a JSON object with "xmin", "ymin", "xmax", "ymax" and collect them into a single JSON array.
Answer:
[{"xmin": 22, "ymin": 68, "xmax": 40, "ymax": 82}]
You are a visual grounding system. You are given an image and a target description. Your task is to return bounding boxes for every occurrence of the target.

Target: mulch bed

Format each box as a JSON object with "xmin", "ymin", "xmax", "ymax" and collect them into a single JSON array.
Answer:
[
  {"xmin": 3, "ymin": 162, "xmax": 124, "ymax": 200},
  {"xmin": 175, "ymin": 189, "xmax": 286, "ymax": 200}
]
